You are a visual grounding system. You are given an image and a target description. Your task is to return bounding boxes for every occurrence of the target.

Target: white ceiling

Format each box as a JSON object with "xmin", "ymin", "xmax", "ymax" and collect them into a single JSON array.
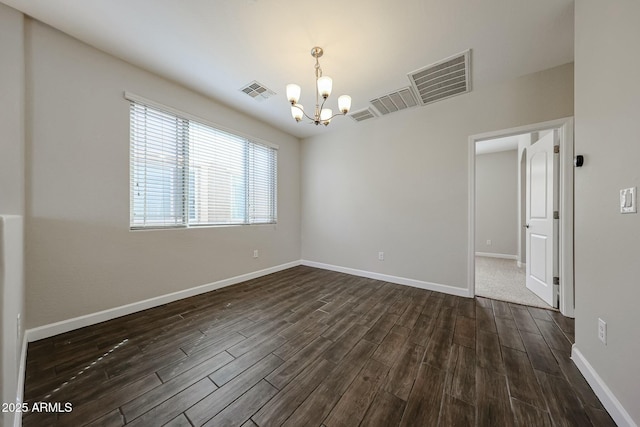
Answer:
[{"xmin": 2, "ymin": 0, "xmax": 574, "ymax": 139}]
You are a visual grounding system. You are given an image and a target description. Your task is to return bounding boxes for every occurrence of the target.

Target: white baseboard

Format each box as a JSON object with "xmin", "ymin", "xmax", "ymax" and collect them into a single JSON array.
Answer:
[
  {"xmin": 571, "ymin": 345, "xmax": 637, "ymax": 427},
  {"xmin": 301, "ymin": 260, "xmax": 471, "ymax": 298},
  {"xmin": 517, "ymin": 261, "xmax": 526, "ymax": 268},
  {"xmin": 475, "ymin": 252, "xmax": 518, "ymax": 260},
  {"xmin": 25, "ymin": 261, "xmax": 301, "ymax": 342}
]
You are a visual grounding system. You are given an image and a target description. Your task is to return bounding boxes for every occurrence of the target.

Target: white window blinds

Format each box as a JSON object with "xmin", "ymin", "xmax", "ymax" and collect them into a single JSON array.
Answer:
[{"xmin": 129, "ymin": 97, "xmax": 277, "ymax": 229}]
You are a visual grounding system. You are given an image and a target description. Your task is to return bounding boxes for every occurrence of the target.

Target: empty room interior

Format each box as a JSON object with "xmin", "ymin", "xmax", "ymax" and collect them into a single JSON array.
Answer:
[{"xmin": 1, "ymin": 0, "xmax": 639, "ymax": 426}]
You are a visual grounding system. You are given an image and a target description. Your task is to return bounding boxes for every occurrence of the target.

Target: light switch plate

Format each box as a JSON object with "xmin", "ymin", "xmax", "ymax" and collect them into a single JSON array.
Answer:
[{"xmin": 620, "ymin": 187, "xmax": 637, "ymax": 214}]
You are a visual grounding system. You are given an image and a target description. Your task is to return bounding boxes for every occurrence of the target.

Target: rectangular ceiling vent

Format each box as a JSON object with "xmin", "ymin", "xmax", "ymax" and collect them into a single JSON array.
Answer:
[
  {"xmin": 369, "ymin": 87, "xmax": 419, "ymax": 115},
  {"xmin": 349, "ymin": 107, "xmax": 378, "ymax": 122},
  {"xmin": 239, "ymin": 81, "xmax": 275, "ymax": 102},
  {"xmin": 408, "ymin": 49, "xmax": 471, "ymax": 106}
]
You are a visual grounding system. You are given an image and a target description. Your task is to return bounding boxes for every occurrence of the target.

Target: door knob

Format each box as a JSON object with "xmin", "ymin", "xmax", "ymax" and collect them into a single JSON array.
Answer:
[{"xmin": 524, "ymin": 224, "xmax": 530, "ymax": 228}]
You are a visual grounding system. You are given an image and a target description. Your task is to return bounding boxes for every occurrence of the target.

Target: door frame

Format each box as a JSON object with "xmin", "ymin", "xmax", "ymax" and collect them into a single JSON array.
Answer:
[{"xmin": 468, "ymin": 117, "xmax": 574, "ymax": 317}]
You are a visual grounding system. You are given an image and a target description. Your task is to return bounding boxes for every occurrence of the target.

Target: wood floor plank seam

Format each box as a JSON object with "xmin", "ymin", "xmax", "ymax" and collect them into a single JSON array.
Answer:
[{"xmin": 21, "ymin": 266, "xmax": 614, "ymax": 427}]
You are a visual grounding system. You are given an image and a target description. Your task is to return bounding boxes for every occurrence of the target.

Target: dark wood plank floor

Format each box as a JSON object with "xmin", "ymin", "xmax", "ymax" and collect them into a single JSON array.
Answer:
[{"xmin": 23, "ymin": 266, "xmax": 615, "ymax": 426}]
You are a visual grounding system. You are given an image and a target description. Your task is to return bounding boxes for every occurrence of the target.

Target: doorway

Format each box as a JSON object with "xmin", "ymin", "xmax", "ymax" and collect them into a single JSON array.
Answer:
[
  {"xmin": 474, "ymin": 132, "xmax": 549, "ymax": 308},
  {"xmin": 468, "ymin": 118, "xmax": 574, "ymax": 317}
]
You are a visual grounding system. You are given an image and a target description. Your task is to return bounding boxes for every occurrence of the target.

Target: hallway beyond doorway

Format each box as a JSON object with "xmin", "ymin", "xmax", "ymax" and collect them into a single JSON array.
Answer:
[{"xmin": 475, "ymin": 256, "xmax": 552, "ymax": 309}]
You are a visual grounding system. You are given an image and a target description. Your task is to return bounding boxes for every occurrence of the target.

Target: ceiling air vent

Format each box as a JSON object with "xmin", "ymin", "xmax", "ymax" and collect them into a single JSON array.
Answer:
[
  {"xmin": 239, "ymin": 81, "xmax": 275, "ymax": 102},
  {"xmin": 349, "ymin": 108, "xmax": 378, "ymax": 122},
  {"xmin": 370, "ymin": 87, "xmax": 419, "ymax": 115},
  {"xmin": 408, "ymin": 50, "xmax": 471, "ymax": 106}
]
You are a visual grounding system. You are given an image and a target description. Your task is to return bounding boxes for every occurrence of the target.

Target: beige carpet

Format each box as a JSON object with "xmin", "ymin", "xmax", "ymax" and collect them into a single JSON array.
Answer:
[{"xmin": 475, "ymin": 256, "xmax": 551, "ymax": 309}]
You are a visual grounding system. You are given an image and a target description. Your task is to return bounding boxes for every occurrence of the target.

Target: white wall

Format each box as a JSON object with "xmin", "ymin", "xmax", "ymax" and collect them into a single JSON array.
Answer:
[
  {"xmin": 24, "ymin": 19, "xmax": 301, "ymax": 328},
  {"xmin": 475, "ymin": 149, "xmax": 518, "ymax": 256},
  {"xmin": 0, "ymin": 4, "xmax": 25, "ymax": 426},
  {"xmin": 0, "ymin": 2, "xmax": 24, "ymax": 216},
  {"xmin": 301, "ymin": 63, "xmax": 573, "ymax": 290},
  {"xmin": 574, "ymin": 0, "xmax": 640, "ymax": 425}
]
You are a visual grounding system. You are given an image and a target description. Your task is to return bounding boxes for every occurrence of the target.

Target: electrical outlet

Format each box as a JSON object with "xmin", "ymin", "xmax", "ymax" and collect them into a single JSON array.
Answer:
[
  {"xmin": 253, "ymin": 249, "xmax": 259, "ymax": 258},
  {"xmin": 598, "ymin": 318, "xmax": 607, "ymax": 344},
  {"xmin": 378, "ymin": 251, "xmax": 384, "ymax": 261},
  {"xmin": 486, "ymin": 239, "xmax": 492, "ymax": 246}
]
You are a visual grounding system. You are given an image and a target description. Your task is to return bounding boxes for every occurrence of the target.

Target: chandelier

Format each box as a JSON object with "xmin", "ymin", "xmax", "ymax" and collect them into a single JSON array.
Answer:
[{"xmin": 286, "ymin": 47, "xmax": 352, "ymax": 126}]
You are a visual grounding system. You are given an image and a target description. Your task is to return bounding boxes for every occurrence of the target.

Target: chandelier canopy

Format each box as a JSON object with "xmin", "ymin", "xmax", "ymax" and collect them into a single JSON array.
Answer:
[{"xmin": 286, "ymin": 47, "xmax": 351, "ymax": 126}]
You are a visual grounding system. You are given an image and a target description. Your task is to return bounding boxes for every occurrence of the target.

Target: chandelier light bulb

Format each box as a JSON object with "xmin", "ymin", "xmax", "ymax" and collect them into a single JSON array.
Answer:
[
  {"xmin": 338, "ymin": 95, "xmax": 351, "ymax": 114},
  {"xmin": 286, "ymin": 84, "xmax": 301, "ymax": 104},
  {"xmin": 320, "ymin": 108, "xmax": 332, "ymax": 122},
  {"xmin": 317, "ymin": 76, "xmax": 333, "ymax": 98},
  {"xmin": 291, "ymin": 105, "xmax": 303, "ymax": 121}
]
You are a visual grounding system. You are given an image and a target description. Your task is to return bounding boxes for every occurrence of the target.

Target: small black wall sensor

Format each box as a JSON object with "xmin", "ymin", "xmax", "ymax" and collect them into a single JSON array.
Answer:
[{"xmin": 574, "ymin": 155, "xmax": 584, "ymax": 167}]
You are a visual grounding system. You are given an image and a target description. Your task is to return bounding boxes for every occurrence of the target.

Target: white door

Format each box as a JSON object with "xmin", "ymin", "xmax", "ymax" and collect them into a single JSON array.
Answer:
[{"xmin": 525, "ymin": 131, "xmax": 558, "ymax": 307}]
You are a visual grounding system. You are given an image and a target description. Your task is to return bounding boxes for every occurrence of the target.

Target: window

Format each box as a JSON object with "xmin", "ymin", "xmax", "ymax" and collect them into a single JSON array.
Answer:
[{"xmin": 129, "ymin": 95, "xmax": 277, "ymax": 229}]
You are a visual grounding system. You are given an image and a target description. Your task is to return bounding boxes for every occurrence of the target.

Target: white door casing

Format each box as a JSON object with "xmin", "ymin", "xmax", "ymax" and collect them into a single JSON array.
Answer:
[
  {"xmin": 469, "ymin": 117, "xmax": 574, "ymax": 317},
  {"xmin": 525, "ymin": 131, "xmax": 558, "ymax": 307}
]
